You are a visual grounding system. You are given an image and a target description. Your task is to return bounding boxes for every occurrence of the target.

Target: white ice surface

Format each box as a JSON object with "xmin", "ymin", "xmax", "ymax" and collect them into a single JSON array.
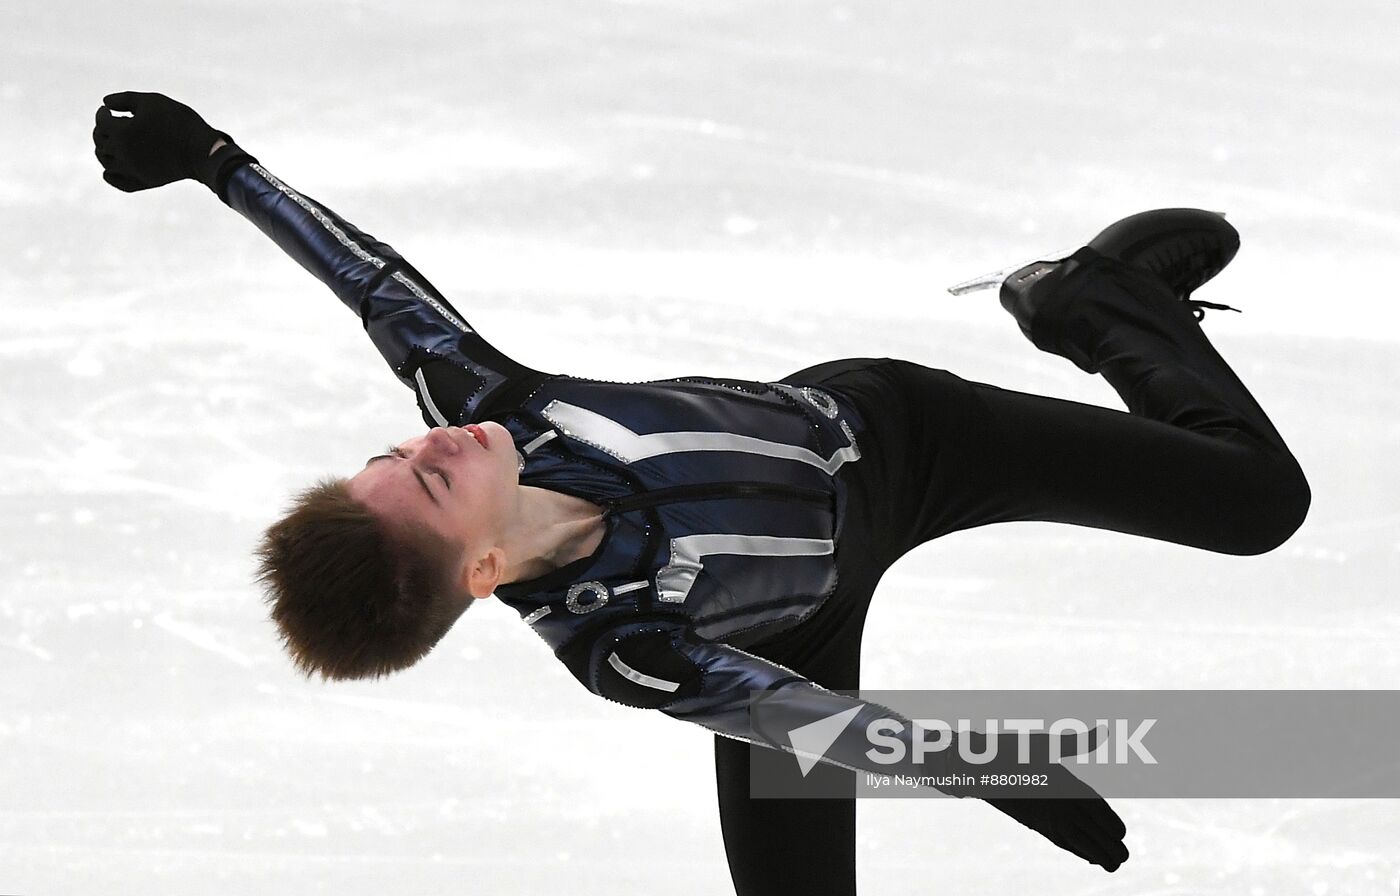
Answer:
[{"xmin": 2, "ymin": 0, "xmax": 1398, "ymax": 893}]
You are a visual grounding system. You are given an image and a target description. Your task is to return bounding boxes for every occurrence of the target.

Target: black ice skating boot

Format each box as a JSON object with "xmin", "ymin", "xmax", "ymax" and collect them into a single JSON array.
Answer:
[{"xmin": 996, "ymin": 209, "xmax": 1241, "ymax": 370}]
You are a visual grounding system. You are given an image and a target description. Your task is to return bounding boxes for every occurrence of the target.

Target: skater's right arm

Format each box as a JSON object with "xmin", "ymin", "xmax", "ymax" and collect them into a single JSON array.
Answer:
[
  {"xmin": 216, "ymin": 154, "xmax": 548, "ymax": 421},
  {"xmin": 94, "ymin": 91, "xmax": 549, "ymax": 423}
]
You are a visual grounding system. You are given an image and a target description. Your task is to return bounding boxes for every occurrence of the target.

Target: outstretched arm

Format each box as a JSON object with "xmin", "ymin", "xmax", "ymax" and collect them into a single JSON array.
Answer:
[
  {"xmin": 94, "ymin": 91, "xmax": 549, "ymax": 423},
  {"xmin": 218, "ymin": 155, "xmax": 548, "ymax": 422},
  {"xmin": 571, "ymin": 617, "xmax": 1129, "ymax": 871}
]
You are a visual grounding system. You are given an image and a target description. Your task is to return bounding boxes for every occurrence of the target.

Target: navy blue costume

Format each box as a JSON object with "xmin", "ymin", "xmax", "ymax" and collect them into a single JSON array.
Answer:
[{"xmin": 222, "ymin": 162, "xmax": 1308, "ymax": 895}]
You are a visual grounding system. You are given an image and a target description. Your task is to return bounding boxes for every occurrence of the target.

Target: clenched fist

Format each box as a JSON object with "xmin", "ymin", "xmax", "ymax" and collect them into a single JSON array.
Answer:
[{"xmin": 93, "ymin": 91, "xmax": 253, "ymax": 195}]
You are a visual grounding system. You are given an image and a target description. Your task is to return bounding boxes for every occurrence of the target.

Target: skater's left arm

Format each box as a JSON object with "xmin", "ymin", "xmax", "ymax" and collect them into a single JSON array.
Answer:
[
  {"xmin": 571, "ymin": 618, "xmax": 960, "ymax": 783},
  {"xmin": 572, "ymin": 618, "xmax": 1131, "ymax": 871},
  {"xmin": 93, "ymin": 91, "xmax": 550, "ymax": 422}
]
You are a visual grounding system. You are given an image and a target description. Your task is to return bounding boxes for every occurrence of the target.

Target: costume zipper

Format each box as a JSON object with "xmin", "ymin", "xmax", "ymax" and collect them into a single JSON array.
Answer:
[{"xmin": 603, "ymin": 481, "xmax": 830, "ymax": 516}]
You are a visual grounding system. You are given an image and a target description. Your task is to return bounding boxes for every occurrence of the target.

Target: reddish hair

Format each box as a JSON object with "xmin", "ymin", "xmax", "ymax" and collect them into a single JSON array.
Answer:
[{"xmin": 255, "ymin": 477, "xmax": 469, "ymax": 680}]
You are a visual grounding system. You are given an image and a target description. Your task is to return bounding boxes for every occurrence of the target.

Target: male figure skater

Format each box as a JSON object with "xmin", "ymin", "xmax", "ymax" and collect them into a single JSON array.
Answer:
[{"xmin": 94, "ymin": 92, "xmax": 1309, "ymax": 895}]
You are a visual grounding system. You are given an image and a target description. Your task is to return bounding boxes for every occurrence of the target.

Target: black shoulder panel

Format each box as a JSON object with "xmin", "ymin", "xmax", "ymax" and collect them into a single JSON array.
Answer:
[
  {"xmin": 409, "ymin": 350, "xmax": 487, "ymax": 426},
  {"xmin": 595, "ymin": 629, "xmax": 704, "ymax": 710}
]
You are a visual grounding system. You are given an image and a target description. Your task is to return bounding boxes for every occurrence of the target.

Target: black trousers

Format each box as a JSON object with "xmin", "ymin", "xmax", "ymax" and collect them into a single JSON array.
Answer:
[{"xmin": 713, "ymin": 258, "xmax": 1311, "ymax": 895}]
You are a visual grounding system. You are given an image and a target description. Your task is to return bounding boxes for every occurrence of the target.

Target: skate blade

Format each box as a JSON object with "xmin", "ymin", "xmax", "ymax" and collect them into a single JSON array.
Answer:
[
  {"xmin": 946, "ymin": 247, "xmax": 1075, "ymax": 296},
  {"xmin": 946, "ymin": 211, "xmax": 1230, "ymax": 296}
]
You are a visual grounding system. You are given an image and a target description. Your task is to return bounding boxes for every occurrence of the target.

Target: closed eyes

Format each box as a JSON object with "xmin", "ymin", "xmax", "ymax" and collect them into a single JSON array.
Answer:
[{"xmin": 387, "ymin": 444, "xmax": 450, "ymax": 488}]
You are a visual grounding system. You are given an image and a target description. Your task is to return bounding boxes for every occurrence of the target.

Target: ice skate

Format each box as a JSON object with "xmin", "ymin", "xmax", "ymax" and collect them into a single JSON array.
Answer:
[
  {"xmin": 980, "ymin": 208, "xmax": 1242, "ymax": 373},
  {"xmin": 951, "ymin": 208, "xmax": 1240, "ymax": 320}
]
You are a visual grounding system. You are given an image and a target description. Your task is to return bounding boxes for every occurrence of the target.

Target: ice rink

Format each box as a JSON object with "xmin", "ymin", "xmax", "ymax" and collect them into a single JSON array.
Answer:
[{"xmin": 2, "ymin": 0, "xmax": 1398, "ymax": 892}]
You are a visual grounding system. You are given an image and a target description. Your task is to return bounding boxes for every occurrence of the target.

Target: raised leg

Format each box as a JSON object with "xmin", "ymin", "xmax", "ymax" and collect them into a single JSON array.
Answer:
[{"xmin": 880, "ymin": 252, "xmax": 1309, "ymax": 555}]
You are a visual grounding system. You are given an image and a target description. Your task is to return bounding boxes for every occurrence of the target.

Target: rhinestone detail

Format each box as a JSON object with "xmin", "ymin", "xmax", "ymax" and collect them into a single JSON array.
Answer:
[
  {"xmin": 800, "ymin": 387, "xmax": 839, "ymax": 418},
  {"xmin": 839, "ymin": 419, "xmax": 860, "ymax": 458},
  {"xmin": 249, "ymin": 164, "xmax": 472, "ymax": 335},
  {"xmin": 565, "ymin": 581, "xmax": 610, "ymax": 614}
]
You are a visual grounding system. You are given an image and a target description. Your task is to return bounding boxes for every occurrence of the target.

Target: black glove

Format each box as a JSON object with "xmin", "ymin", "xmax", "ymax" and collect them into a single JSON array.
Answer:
[
  {"xmin": 945, "ymin": 726, "xmax": 1130, "ymax": 872},
  {"xmin": 93, "ymin": 91, "xmax": 255, "ymax": 196},
  {"xmin": 983, "ymin": 766, "xmax": 1129, "ymax": 872}
]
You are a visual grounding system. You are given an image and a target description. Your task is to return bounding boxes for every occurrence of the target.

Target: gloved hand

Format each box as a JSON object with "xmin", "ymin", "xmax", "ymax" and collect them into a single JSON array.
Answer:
[
  {"xmin": 983, "ymin": 765, "xmax": 1129, "ymax": 872},
  {"xmin": 93, "ymin": 91, "xmax": 253, "ymax": 195},
  {"xmin": 932, "ymin": 725, "xmax": 1128, "ymax": 871}
]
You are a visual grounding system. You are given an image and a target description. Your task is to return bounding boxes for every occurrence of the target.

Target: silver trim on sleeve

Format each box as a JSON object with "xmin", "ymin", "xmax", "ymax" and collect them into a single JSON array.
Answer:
[
  {"xmin": 248, "ymin": 164, "xmax": 472, "ymax": 334},
  {"xmin": 414, "ymin": 367, "xmax": 450, "ymax": 426},
  {"xmin": 607, "ymin": 651, "xmax": 681, "ymax": 693}
]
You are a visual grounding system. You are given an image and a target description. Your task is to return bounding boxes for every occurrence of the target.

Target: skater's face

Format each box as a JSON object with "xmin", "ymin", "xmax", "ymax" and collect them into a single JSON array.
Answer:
[{"xmin": 345, "ymin": 421, "xmax": 517, "ymax": 597}]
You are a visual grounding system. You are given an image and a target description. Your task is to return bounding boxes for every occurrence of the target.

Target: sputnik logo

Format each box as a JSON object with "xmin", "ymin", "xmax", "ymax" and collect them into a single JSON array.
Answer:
[{"xmin": 785, "ymin": 706, "xmax": 864, "ymax": 776}]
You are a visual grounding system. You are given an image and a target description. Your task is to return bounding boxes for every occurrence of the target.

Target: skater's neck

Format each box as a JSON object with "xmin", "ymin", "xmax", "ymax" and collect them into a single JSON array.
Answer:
[{"xmin": 495, "ymin": 486, "xmax": 607, "ymax": 585}]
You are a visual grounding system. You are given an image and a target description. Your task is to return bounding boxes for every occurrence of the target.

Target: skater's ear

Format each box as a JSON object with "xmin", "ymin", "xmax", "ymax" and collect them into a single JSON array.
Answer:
[{"xmin": 458, "ymin": 545, "xmax": 505, "ymax": 600}]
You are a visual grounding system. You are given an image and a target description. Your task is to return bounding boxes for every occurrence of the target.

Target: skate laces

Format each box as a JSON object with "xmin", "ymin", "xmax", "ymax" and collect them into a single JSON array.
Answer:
[{"xmin": 1183, "ymin": 298, "xmax": 1242, "ymax": 321}]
